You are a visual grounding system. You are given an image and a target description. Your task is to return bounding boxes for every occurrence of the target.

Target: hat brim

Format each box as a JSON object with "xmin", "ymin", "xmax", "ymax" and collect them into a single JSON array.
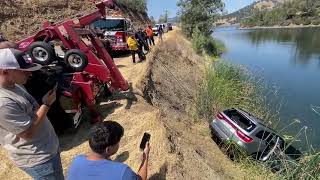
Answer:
[{"xmin": 20, "ymin": 63, "xmax": 43, "ymax": 72}]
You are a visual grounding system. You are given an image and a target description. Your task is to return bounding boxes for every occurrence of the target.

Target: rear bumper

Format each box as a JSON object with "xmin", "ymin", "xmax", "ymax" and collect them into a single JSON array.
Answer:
[
  {"xmin": 210, "ymin": 120, "xmax": 254, "ymax": 155},
  {"xmin": 210, "ymin": 120, "xmax": 230, "ymax": 141}
]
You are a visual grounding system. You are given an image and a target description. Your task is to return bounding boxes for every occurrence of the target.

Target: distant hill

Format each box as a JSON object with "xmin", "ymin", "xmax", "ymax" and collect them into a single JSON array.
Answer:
[
  {"xmin": 225, "ymin": 0, "xmax": 283, "ymax": 23},
  {"xmin": 168, "ymin": 16, "xmax": 180, "ymax": 23},
  {"xmin": 240, "ymin": 0, "xmax": 320, "ymax": 27}
]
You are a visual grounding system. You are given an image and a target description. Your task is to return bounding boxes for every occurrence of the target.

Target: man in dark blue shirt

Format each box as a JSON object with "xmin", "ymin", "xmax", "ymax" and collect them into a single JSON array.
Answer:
[{"xmin": 67, "ymin": 121, "xmax": 150, "ymax": 180}]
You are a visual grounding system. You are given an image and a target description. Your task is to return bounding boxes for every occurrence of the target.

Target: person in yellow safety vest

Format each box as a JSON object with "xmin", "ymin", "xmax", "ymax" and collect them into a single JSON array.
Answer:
[{"xmin": 127, "ymin": 34, "xmax": 143, "ymax": 63}]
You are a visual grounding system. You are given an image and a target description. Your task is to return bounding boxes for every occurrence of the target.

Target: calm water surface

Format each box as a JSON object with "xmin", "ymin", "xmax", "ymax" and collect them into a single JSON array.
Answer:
[{"xmin": 214, "ymin": 26, "xmax": 320, "ymax": 150}]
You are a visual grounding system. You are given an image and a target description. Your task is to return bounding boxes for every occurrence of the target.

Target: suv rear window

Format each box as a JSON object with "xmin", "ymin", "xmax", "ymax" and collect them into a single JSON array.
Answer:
[{"xmin": 223, "ymin": 109, "xmax": 256, "ymax": 132}]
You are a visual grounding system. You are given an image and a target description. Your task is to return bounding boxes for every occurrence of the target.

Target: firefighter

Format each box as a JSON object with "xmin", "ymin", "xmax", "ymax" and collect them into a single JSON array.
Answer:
[
  {"xmin": 135, "ymin": 28, "xmax": 149, "ymax": 53},
  {"xmin": 127, "ymin": 34, "xmax": 143, "ymax": 63}
]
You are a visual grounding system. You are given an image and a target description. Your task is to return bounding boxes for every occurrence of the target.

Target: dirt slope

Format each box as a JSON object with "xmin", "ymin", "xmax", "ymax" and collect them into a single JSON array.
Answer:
[
  {"xmin": 0, "ymin": 29, "xmax": 253, "ymax": 179},
  {"xmin": 0, "ymin": 0, "xmax": 149, "ymax": 41}
]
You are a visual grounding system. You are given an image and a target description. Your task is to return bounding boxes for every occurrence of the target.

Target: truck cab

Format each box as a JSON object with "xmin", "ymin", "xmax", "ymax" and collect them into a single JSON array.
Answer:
[{"xmin": 92, "ymin": 17, "xmax": 134, "ymax": 51}]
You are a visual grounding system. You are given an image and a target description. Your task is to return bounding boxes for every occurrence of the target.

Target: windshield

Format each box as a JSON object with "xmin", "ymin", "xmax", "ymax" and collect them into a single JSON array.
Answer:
[{"xmin": 92, "ymin": 19, "xmax": 125, "ymax": 31}]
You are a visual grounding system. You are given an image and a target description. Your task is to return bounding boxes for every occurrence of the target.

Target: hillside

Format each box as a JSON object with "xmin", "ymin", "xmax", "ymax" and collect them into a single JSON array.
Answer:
[
  {"xmin": 224, "ymin": 0, "xmax": 283, "ymax": 23},
  {"xmin": 0, "ymin": 0, "xmax": 149, "ymax": 41},
  {"xmin": 241, "ymin": 0, "xmax": 320, "ymax": 27}
]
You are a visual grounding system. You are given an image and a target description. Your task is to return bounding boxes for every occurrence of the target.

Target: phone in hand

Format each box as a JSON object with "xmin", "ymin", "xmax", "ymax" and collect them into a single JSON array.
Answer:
[
  {"xmin": 53, "ymin": 82, "xmax": 58, "ymax": 91},
  {"xmin": 139, "ymin": 132, "xmax": 151, "ymax": 150}
]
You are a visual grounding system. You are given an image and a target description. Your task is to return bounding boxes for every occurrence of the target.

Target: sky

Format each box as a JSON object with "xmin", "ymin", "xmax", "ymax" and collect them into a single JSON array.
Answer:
[
  {"xmin": 147, "ymin": 0, "xmax": 256, "ymax": 19},
  {"xmin": 147, "ymin": 0, "xmax": 179, "ymax": 19},
  {"xmin": 223, "ymin": 0, "xmax": 256, "ymax": 13}
]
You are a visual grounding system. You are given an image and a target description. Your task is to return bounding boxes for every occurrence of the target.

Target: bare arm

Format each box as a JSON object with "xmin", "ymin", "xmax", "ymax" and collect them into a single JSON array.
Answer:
[
  {"xmin": 0, "ymin": 41, "xmax": 18, "ymax": 49},
  {"xmin": 137, "ymin": 142, "xmax": 150, "ymax": 180},
  {"xmin": 18, "ymin": 89, "xmax": 56, "ymax": 139}
]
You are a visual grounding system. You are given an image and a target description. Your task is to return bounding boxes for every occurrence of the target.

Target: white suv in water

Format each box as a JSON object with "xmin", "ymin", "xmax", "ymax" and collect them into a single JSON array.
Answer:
[{"xmin": 210, "ymin": 108, "xmax": 285, "ymax": 159}]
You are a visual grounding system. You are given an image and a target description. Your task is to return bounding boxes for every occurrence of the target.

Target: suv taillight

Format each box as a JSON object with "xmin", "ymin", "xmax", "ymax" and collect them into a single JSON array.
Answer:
[
  {"xmin": 216, "ymin": 113, "xmax": 224, "ymax": 120},
  {"xmin": 236, "ymin": 130, "xmax": 253, "ymax": 143},
  {"xmin": 115, "ymin": 32, "xmax": 125, "ymax": 43}
]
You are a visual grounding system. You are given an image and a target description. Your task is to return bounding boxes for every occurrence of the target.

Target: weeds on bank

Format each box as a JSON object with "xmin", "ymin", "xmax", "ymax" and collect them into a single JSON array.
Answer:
[
  {"xmin": 192, "ymin": 28, "xmax": 225, "ymax": 58},
  {"xmin": 195, "ymin": 61, "xmax": 272, "ymax": 121},
  {"xmin": 223, "ymin": 131, "xmax": 320, "ymax": 179}
]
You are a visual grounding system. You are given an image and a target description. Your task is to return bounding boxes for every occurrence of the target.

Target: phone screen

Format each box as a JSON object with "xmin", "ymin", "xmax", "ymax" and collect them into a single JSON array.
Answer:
[{"xmin": 139, "ymin": 132, "xmax": 151, "ymax": 150}]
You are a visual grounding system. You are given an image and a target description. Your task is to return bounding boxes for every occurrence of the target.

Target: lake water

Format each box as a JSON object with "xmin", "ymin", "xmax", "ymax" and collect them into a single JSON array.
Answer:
[{"xmin": 214, "ymin": 26, "xmax": 320, "ymax": 150}]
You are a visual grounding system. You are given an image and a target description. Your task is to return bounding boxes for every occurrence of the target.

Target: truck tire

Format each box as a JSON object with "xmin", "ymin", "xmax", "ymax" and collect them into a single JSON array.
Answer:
[
  {"xmin": 64, "ymin": 49, "xmax": 88, "ymax": 72},
  {"xmin": 28, "ymin": 41, "xmax": 56, "ymax": 65}
]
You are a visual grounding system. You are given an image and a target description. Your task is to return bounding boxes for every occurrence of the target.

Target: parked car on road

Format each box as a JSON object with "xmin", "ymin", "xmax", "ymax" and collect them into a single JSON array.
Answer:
[
  {"xmin": 152, "ymin": 24, "xmax": 169, "ymax": 35},
  {"xmin": 210, "ymin": 108, "xmax": 285, "ymax": 160},
  {"xmin": 152, "ymin": 24, "xmax": 159, "ymax": 36},
  {"xmin": 167, "ymin": 22, "xmax": 173, "ymax": 31}
]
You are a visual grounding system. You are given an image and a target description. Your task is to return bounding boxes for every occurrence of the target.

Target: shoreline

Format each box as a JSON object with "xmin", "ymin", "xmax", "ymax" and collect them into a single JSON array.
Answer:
[{"xmin": 238, "ymin": 24, "xmax": 320, "ymax": 30}]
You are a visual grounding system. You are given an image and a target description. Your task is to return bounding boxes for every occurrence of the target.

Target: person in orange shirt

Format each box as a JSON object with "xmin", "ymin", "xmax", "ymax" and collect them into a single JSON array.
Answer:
[{"xmin": 145, "ymin": 25, "xmax": 155, "ymax": 46}]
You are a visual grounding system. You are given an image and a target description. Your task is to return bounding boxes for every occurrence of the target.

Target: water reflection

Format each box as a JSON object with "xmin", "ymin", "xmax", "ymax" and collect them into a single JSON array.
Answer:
[{"xmin": 243, "ymin": 28, "xmax": 320, "ymax": 65}]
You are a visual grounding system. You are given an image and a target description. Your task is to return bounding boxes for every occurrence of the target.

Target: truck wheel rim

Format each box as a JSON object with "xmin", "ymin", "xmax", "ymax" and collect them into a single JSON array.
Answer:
[
  {"xmin": 32, "ymin": 47, "xmax": 49, "ymax": 61},
  {"xmin": 68, "ymin": 54, "xmax": 83, "ymax": 68}
]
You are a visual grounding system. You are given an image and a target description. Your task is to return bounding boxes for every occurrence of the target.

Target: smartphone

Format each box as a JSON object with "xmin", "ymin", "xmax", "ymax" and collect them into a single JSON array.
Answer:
[
  {"xmin": 53, "ymin": 82, "xmax": 58, "ymax": 91},
  {"xmin": 139, "ymin": 132, "xmax": 151, "ymax": 150}
]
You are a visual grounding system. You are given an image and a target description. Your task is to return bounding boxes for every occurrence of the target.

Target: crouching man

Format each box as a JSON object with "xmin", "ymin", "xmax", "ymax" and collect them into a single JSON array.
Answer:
[
  {"xmin": 67, "ymin": 121, "xmax": 150, "ymax": 180},
  {"xmin": 0, "ymin": 48, "xmax": 63, "ymax": 179}
]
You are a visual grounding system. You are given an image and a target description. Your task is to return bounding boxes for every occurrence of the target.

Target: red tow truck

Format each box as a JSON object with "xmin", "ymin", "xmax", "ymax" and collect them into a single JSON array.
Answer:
[{"xmin": 17, "ymin": 0, "xmax": 129, "ymax": 132}]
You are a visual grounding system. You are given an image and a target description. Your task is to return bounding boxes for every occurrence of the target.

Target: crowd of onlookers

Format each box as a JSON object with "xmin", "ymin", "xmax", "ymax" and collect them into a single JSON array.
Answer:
[{"xmin": 127, "ymin": 25, "xmax": 164, "ymax": 63}]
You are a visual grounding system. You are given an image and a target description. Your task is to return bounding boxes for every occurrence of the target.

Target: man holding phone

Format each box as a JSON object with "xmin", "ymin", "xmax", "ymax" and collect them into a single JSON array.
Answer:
[
  {"xmin": 0, "ymin": 48, "xmax": 63, "ymax": 179},
  {"xmin": 67, "ymin": 121, "xmax": 151, "ymax": 180}
]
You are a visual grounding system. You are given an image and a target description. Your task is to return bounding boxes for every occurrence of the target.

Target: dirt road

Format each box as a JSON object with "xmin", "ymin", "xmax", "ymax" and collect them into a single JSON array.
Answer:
[{"xmin": 0, "ymin": 29, "xmax": 250, "ymax": 180}]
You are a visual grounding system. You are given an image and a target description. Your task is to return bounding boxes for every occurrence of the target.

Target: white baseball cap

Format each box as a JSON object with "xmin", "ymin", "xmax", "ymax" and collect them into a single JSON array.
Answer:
[{"xmin": 0, "ymin": 48, "xmax": 42, "ymax": 71}]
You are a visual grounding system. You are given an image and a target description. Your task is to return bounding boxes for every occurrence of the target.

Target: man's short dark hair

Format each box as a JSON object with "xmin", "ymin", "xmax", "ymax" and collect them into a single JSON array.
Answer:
[
  {"xmin": 88, "ymin": 121, "xmax": 124, "ymax": 154},
  {"xmin": 0, "ymin": 34, "xmax": 7, "ymax": 42}
]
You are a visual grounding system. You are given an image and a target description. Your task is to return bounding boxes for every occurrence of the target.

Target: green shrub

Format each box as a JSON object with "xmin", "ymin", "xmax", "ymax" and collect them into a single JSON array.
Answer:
[
  {"xmin": 302, "ymin": 18, "xmax": 312, "ymax": 25},
  {"xmin": 312, "ymin": 17, "xmax": 320, "ymax": 25},
  {"xmin": 196, "ymin": 62, "xmax": 267, "ymax": 119},
  {"xmin": 192, "ymin": 28, "xmax": 225, "ymax": 57},
  {"xmin": 192, "ymin": 28, "xmax": 206, "ymax": 54}
]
